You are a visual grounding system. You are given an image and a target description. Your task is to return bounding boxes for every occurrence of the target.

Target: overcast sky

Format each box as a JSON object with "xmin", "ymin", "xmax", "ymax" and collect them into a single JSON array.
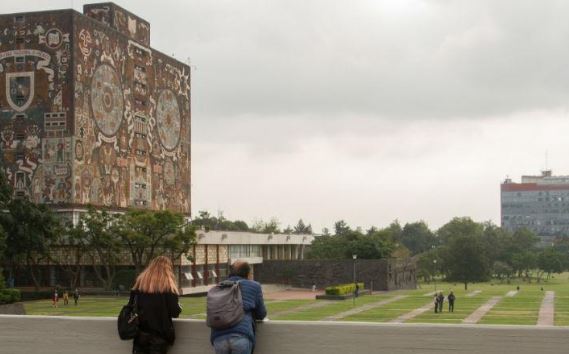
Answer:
[{"xmin": 7, "ymin": 0, "xmax": 569, "ymax": 232}]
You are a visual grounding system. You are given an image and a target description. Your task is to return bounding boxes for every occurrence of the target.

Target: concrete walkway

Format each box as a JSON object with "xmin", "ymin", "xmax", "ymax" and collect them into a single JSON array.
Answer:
[
  {"xmin": 506, "ymin": 290, "xmax": 518, "ymax": 297},
  {"xmin": 466, "ymin": 290, "xmax": 482, "ymax": 297},
  {"xmin": 390, "ymin": 301, "xmax": 433, "ymax": 323},
  {"xmin": 324, "ymin": 295, "xmax": 407, "ymax": 321},
  {"xmin": 423, "ymin": 291, "xmax": 436, "ymax": 296},
  {"xmin": 463, "ymin": 296, "xmax": 502, "ymax": 324},
  {"xmin": 537, "ymin": 291, "xmax": 555, "ymax": 326}
]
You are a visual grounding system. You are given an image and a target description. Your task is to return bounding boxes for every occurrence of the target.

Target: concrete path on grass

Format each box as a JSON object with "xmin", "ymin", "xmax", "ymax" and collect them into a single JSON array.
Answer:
[
  {"xmin": 423, "ymin": 291, "xmax": 436, "ymax": 296},
  {"xmin": 324, "ymin": 295, "xmax": 407, "ymax": 321},
  {"xmin": 466, "ymin": 290, "xmax": 482, "ymax": 297},
  {"xmin": 537, "ymin": 291, "xmax": 555, "ymax": 326},
  {"xmin": 506, "ymin": 291, "xmax": 518, "ymax": 297},
  {"xmin": 390, "ymin": 301, "xmax": 434, "ymax": 323},
  {"xmin": 463, "ymin": 296, "xmax": 502, "ymax": 324}
]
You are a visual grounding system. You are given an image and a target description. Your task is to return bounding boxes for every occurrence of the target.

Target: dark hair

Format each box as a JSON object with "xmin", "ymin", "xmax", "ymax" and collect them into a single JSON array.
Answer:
[{"xmin": 231, "ymin": 261, "xmax": 251, "ymax": 278}]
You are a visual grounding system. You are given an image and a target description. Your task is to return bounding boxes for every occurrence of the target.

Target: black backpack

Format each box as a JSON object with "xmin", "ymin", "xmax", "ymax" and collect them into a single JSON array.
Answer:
[
  {"xmin": 118, "ymin": 294, "xmax": 140, "ymax": 340},
  {"xmin": 206, "ymin": 280, "xmax": 244, "ymax": 329}
]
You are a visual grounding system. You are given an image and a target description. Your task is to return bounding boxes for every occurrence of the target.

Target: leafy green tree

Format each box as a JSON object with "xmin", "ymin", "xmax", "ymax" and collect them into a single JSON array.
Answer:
[
  {"xmin": 417, "ymin": 249, "xmax": 438, "ymax": 282},
  {"xmin": 511, "ymin": 251, "xmax": 537, "ymax": 281},
  {"xmin": 192, "ymin": 210, "xmax": 249, "ymax": 232},
  {"xmin": 537, "ymin": 248, "xmax": 564, "ymax": 281},
  {"xmin": 3, "ymin": 199, "xmax": 58, "ymax": 290},
  {"xmin": 53, "ymin": 220, "xmax": 89, "ymax": 288},
  {"xmin": 334, "ymin": 220, "xmax": 351, "ymax": 237},
  {"xmin": 492, "ymin": 261, "xmax": 514, "ymax": 282},
  {"xmin": 117, "ymin": 209, "xmax": 195, "ymax": 273},
  {"xmin": 293, "ymin": 219, "xmax": 312, "ymax": 234},
  {"xmin": 438, "ymin": 218, "xmax": 490, "ymax": 290},
  {"xmin": 306, "ymin": 234, "xmax": 347, "ymax": 259},
  {"xmin": 77, "ymin": 207, "xmax": 122, "ymax": 290},
  {"xmin": 400, "ymin": 221, "xmax": 436, "ymax": 255}
]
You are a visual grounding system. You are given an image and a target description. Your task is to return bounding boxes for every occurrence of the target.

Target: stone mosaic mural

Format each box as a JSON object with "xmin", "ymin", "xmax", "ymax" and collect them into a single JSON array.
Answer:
[{"xmin": 0, "ymin": 4, "xmax": 191, "ymax": 214}]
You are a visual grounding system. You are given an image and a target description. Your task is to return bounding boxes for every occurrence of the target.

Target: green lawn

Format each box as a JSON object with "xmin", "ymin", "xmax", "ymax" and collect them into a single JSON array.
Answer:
[{"xmin": 22, "ymin": 275, "xmax": 569, "ymax": 326}]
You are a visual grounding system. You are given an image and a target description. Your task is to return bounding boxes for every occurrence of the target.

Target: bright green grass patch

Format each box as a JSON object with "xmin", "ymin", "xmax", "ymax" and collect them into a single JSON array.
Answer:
[
  {"xmin": 266, "ymin": 300, "xmax": 314, "ymax": 315},
  {"xmin": 24, "ymin": 296, "xmax": 130, "ymax": 317},
  {"xmin": 345, "ymin": 294, "xmax": 430, "ymax": 322},
  {"xmin": 274, "ymin": 294, "xmax": 392, "ymax": 321},
  {"xmin": 23, "ymin": 296, "xmax": 208, "ymax": 318},
  {"xmin": 479, "ymin": 288, "xmax": 548, "ymax": 325}
]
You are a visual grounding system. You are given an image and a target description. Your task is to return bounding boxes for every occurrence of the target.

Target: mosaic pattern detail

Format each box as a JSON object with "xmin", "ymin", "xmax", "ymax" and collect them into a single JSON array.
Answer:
[
  {"xmin": 156, "ymin": 89, "xmax": 181, "ymax": 151},
  {"xmin": 90, "ymin": 64, "xmax": 124, "ymax": 137}
]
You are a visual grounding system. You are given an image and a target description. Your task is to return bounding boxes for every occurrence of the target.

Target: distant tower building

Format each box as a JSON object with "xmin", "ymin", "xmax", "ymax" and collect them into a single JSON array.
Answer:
[
  {"xmin": 0, "ymin": 3, "xmax": 191, "ymax": 221},
  {"xmin": 501, "ymin": 170, "xmax": 569, "ymax": 245}
]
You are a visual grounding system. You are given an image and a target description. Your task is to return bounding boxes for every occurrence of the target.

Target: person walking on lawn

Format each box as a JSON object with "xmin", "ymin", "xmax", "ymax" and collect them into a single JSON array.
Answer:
[
  {"xmin": 448, "ymin": 291, "xmax": 456, "ymax": 312},
  {"xmin": 437, "ymin": 292, "xmax": 444, "ymax": 313}
]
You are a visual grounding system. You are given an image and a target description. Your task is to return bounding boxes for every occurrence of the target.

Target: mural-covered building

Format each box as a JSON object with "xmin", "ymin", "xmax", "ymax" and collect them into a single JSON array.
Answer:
[{"xmin": 0, "ymin": 2, "xmax": 191, "ymax": 221}]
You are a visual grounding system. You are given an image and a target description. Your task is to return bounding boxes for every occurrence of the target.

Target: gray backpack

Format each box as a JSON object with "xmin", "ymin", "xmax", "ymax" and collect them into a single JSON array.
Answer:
[{"xmin": 207, "ymin": 280, "xmax": 244, "ymax": 329}]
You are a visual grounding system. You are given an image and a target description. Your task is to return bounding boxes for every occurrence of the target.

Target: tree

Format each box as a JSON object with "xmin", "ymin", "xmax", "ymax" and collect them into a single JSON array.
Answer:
[
  {"xmin": 262, "ymin": 218, "xmax": 281, "ymax": 234},
  {"xmin": 537, "ymin": 248, "xmax": 564, "ymax": 282},
  {"xmin": 52, "ymin": 220, "xmax": 89, "ymax": 289},
  {"xmin": 293, "ymin": 219, "xmax": 312, "ymax": 235},
  {"xmin": 3, "ymin": 199, "xmax": 58, "ymax": 290},
  {"xmin": 400, "ymin": 221, "xmax": 436, "ymax": 255},
  {"xmin": 334, "ymin": 220, "xmax": 351, "ymax": 237},
  {"xmin": 117, "ymin": 209, "xmax": 195, "ymax": 273},
  {"xmin": 511, "ymin": 251, "xmax": 536, "ymax": 281},
  {"xmin": 306, "ymin": 234, "xmax": 347, "ymax": 259},
  {"xmin": 77, "ymin": 207, "xmax": 122, "ymax": 290},
  {"xmin": 308, "ymin": 221, "xmax": 395, "ymax": 260},
  {"xmin": 438, "ymin": 218, "xmax": 490, "ymax": 290},
  {"xmin": 492, "ymin": 261, "xmax": 514, "ymax": 282},
  {"xmin": 417, "ymin": 249, "xmax": 438, "ymax": 282}
]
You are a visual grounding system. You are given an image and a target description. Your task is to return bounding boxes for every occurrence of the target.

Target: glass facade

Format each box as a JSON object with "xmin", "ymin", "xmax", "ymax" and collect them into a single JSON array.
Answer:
[
  {"xmin": 501, "ymin": 188, "xmax": 569, "ymax": 237},
  {"xmin": 228, "ymin": 245, "xmax": 262, "ymax": 259}
]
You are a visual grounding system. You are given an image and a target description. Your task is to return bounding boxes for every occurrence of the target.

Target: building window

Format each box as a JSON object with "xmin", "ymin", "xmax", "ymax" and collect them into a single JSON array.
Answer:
[{"xmin": 14, "ymin": 15, "xmax": 25, "ymax": 23}]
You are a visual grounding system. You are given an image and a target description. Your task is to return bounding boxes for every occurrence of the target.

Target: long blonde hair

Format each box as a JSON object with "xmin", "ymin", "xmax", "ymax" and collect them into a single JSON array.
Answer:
[{"xmin": 133, "ymin": 256, "xmax": 179, "ymax": 294}]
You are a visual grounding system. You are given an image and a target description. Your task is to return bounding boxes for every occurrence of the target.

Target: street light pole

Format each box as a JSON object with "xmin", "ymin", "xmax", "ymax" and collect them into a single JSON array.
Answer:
[
  {"xmin": 352, "ymin": 254, "xmax": 357, "ymax": 306},
  {"xmin": 433, "ymin": 259, "xmax": 437, "ymax": 292}
]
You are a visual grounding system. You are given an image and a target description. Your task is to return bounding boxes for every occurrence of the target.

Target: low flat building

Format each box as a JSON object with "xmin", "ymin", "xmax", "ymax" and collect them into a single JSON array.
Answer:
[{"xmin": 179, "ymin": 230, "xmax": 314, "ymax": 294}]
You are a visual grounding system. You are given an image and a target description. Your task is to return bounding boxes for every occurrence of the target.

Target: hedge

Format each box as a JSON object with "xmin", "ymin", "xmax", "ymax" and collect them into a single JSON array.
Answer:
[
  {"xmin": 325, "ymin": 282, "xmax": 365, "ymax": 296},
  {"xmin": 0, "ymin": 288, "xmax": 21, "ymax": 304}
]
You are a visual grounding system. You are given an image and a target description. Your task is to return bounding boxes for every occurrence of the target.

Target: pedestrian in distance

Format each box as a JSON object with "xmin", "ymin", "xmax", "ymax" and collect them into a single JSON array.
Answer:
[
  {"xmin": 52, "ymin": 288, "xmax": 59, "ymax": 308},
  {"xmin": 129, "ymin": 256, "xmax": 182, "ymax": 354},
  {"xmin": 312, "ymin": 283, "xmax": 316, "ymax": 292},
  {"xmin": 448, "ymin": 291, "xmax": 456, "ymax": 312},
  {"xmin": 437, "ymin": 292, "xmax": 444, "ymax": 313},
  {"xmin": 434, "ymin": 294, "xmax": 438, "ymax": 313},
  {"xmin": 355, "ymin": 283, "xmax": 360, "ymax": 298},
  {"xmin": 73, "ymin": 288, "xmax": 80, "ymax": 306},
  {"xmin": 209, "ymin": 260, "xmax": 267, "ymax": 354},
  {"xmin": 63, "ymin": 290, "xmax": 69, "ymax": 305}
]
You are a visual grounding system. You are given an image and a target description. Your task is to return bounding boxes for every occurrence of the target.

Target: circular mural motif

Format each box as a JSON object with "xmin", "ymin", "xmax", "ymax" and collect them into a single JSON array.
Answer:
[
  {"xmin": 156, "ymin": 90, "xmax": 181, "ymax": 151},
  {"xmin": 90, "ymin": 64, "xmax": 124, "ymax": 137}
]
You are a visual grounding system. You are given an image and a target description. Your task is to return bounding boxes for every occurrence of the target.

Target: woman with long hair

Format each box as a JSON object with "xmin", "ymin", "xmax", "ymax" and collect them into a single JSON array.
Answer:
[{"xmin": 130, "ymin": 256, "xmax": 182, "ymax": 354}]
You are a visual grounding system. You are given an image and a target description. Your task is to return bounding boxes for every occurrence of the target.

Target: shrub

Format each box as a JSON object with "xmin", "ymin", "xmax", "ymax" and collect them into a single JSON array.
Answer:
[
  {"xmin": 325, "ymin": 282, "xmax": 364, "ymax": 296},
  {"xmin": 0, "ymin": 288, "xmax": 21, "ymax": 304}
]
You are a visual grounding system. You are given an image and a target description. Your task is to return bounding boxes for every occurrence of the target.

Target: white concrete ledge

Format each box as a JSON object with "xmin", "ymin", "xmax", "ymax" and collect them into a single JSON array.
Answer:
[{"xmin": 1, "ymin": 315, "xmax": 568, "ymax": 354}]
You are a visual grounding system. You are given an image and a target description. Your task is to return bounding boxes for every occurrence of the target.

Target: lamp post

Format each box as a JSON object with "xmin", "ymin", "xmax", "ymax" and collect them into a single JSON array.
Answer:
[
  {"xmin": 433, "ymin": 259, "xmax": 437, "ymax": 292},
  {"xmin": 352, "ymin": 254, "xmax": 357, "ymax": 306}
]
